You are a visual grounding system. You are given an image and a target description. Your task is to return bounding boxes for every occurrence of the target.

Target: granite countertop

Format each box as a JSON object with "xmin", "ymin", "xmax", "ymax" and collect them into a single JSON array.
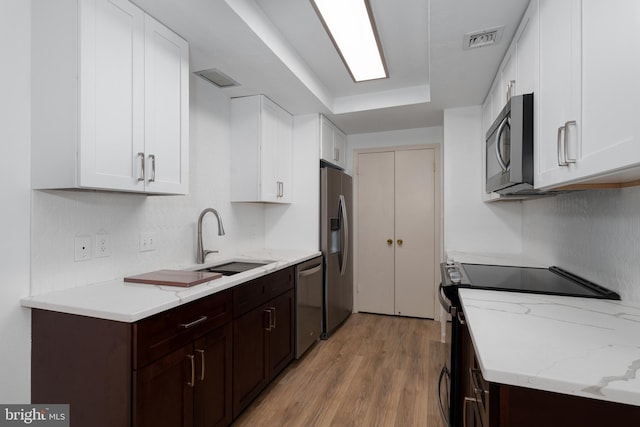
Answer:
[
  {"xmin": 21, "ymin": 249, "xmax": 321, "ymax": 323},
  {"xmin": 459, "ymin": 288, "xmax": 640, "ymax": 407}
]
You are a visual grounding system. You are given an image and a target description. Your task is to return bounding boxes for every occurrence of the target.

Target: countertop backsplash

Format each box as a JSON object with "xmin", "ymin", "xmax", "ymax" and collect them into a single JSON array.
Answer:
[
  {"xmin": 29, "ymin": 76, "xmax": 267, "ymax": 296},
  {"xmin": 522, "ymin": 186, "xmax": 640, "ymax": 303}
]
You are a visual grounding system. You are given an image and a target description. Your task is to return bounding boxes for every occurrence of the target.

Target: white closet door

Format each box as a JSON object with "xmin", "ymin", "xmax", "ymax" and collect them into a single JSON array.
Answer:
[
  {"xmin": 356, "ymin": 151, "xmax": 395, "ymax": 315},
  {"xmin": 394, "ymin": 149, "xmax": 436, "ymax": 318}
]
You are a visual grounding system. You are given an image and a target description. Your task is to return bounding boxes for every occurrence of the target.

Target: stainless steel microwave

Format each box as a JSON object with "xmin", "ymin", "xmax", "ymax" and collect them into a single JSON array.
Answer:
[{"xmin": 485, "ymin": 93, "xmax": 534, "ymax": 194}]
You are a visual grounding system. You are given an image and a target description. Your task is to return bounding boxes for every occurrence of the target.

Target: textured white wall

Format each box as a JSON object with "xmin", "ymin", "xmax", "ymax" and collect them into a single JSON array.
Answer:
[
  {"xmin": 30, "ymin": 76, "xmax": 266, "ymax": 295},
  {"xmin": 443, "ymin": 106, "xmax": 523, "ymax": 254},
  {"xmin": 0, "ymin": 0, "xmax": 31, "ymax": 403},
  {"xmin": 522, "ymin": 187, "xmax": 640, "ymax": 302}
]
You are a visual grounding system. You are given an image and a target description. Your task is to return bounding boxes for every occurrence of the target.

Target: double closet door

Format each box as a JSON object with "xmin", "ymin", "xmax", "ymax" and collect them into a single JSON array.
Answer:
[{"xmin": 356, "ymin": 147, "xmax": 438, "ymax": 319}]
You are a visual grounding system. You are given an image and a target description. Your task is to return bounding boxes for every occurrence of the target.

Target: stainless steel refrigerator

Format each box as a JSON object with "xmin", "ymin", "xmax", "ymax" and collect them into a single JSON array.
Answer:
[{"xmin": 320, "ymin": 166, "xmax": 353, "ymax": 338}]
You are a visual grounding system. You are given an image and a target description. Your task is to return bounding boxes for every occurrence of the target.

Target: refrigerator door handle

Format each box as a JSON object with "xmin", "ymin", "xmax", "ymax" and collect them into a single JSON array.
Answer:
[{"xmin": 339, "ymin": 194, "xmax": 349, "ymax": 276}]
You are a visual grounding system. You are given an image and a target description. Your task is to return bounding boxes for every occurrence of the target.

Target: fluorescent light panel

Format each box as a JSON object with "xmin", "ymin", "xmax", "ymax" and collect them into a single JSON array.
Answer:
[{"xmin": 312, "ymin": 0, "xmax": 388, "ymax": 82}]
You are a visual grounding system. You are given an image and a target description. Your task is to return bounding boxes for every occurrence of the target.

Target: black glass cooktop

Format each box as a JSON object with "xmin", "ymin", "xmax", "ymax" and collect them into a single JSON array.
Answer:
[{"xmin": 461, "ymin": 263, "xmax": 620, "ymax": 299}]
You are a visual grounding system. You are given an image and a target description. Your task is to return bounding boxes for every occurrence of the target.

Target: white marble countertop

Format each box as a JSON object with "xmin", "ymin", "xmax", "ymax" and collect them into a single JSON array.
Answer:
[
  {"xmin": 21, "ymin": 249, "xmax": 321, "ymax": 323},
  {"xmin": 459, "ymin": 288, "xmax": 640, "ymax": 407}
]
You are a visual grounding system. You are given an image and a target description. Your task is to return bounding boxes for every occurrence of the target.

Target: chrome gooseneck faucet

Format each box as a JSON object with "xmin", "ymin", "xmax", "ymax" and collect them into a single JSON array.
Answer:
[{"xmin": 197, "ymin": 208, "xmax": 225, "ymax": 264}]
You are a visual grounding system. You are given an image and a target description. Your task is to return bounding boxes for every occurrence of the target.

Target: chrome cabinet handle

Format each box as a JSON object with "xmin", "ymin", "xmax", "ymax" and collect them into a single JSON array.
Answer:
[
  {"xmin": 148, "ymin": 154, "xmax": 156, "ymax": 182},
  {"xmin": 276, "ymin": 181, "xmax": 284, "ymax": 198},
  {"xmin": 196, "ymin": 349, "xmax": 205, "ymax": 381},
  {"xmin": 179, "ymin": 315, "xmax": 208, "ymax": 329},
  {"xmin": 557, "ymin": 126, "xmax": 568, "ymax": 166},
  {"xmin": 564, "ymin": 120, "xmax": 577, "ymax": 163},
  {"xmin": 137, "ymin": 152, "xmax": 145, "ymax": 181},
  {"xmin": 266, "ymin": 307, "xmax": 276, "ymax": 329},
  {"xmin": 187, "ymin": 354, "xmax": 195, "ymax": 387},
  {"xmin": 265, "ymin": 309, "xmax": 273, "ymax": 331},
  {"xmin": 334, "ymin": 147, "xmax": 340, "ymax": 161},
  {"xmin": 457, "ymin": 310, "xmax": 466, "ymax": 325},
  {"xmin": 463, "ymin": 396, "xmax": 479, "ymax": 427}
]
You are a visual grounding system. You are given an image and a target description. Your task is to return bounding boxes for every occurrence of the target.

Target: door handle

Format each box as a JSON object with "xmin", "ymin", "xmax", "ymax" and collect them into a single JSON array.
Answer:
[
  {"xmin": 387, "ymin": 239, "xmax": 393, "ymax": 245},
  {"xmin": 397, "ymin": 239, "xmax": 403, "ymax": 246}
]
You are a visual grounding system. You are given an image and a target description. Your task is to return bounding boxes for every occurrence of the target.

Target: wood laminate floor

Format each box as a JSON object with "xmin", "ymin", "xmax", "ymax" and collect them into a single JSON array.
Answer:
[{"xmin": 232, "ymin": 313, "xmax": 447, "ymax": 427}]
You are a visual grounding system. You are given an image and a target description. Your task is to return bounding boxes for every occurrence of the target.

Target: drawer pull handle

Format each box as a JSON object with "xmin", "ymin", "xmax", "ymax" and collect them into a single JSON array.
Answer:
[
  {"xmin": 265, "ymin": 309, "xmax": 273, "ymax": 331},
  {"xmin": 180, "ymin": 315, "xmax": 208, "ymax": 329},
  {"xmin": 187, "ymin": 354, "xmax": 195, "ymax": 387},
  {"xmin": 196, "ymin": 349, "xmax": 205, "ymax": 381}
]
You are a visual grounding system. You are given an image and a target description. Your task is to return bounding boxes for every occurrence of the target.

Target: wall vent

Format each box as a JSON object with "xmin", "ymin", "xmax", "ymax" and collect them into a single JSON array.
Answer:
[
  {"xmin": 194, "ymin": 68, "xmax": 240, "ymax": 88},
  {"xmin": 463, "ymin": 26, "xmax": 504, "ymax": 50}
]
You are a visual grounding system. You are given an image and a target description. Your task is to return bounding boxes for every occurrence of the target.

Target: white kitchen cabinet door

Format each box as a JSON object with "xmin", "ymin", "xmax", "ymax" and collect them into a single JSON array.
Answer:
[
  {"xmin": 32, "ymin": 0, "xmax": 188, "ymax": 194},
  {"xmin": 514, "ymin": 0, "xmax": 538, "ymax": 96},
  {"xmin": 320, "ymin": 115, "xmax": 347, "ymax": 170},
  {"xmin": 143, "ymin": 15, "xmax": 189, "ymax": 194},
  {"xmin": 231, "ymin": 95, "xmax": 293, "ymax": 203},
  {"xmin": 79, "ymin": 0, "xmax": 145, "ymax": 192},
  {"xmin": 535, "ymin": 0, "xmax": 582, "ymax": 189},
  {"xmin": 356, "ymin": 148, "xmax": 438, "ymax": 319},
  {"xmin": 574, "ymin": 0, "xmax": 640, "ymax": 184},
  {"xmin": 536, "ymin": 0, "xmax": 640, "ymax": 189}
]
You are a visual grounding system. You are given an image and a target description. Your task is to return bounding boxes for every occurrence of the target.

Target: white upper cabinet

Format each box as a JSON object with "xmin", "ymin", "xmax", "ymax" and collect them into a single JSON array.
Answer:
[
  {"xmin": 143, "ymin": 15, "xmax": 190, "ymax": 194},
  {"xmin": 32, "ymin": 0, "xmax": 189, "ymax": 194},
  {"xmin": 231, "ymin": 95, "xmax": 293, "ymax": 203},
  {"xmin": 320, "ymin": 115, "xmax": 347, "ymax": 170},
  {"xmin": 514, "ymin": 1, "xmax": 539, "ymax": 97},
  {"xmin": 536, "ymin": 0, "xmax": 640, "ymax": 189},
  {"xmin": 535, "ymin": 0, "xmax": 582, "ymax": 189}
]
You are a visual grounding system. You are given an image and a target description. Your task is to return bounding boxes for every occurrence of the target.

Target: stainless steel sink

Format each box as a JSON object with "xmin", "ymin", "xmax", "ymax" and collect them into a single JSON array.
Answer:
[{"xmin": 196, "ymin": 261, "xmax": 271, "ymax": 276}]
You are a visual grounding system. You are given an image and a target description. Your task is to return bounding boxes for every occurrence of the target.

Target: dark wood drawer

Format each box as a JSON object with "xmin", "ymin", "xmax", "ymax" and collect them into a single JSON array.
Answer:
[
  {"xmin": 133, "ymin": 289, "xmax": 232, "ymax": 369},
  {"xmin": 233, "ymin": 275, "xmax": 269, "ymax": 318},
  {"xmin": 267, "ymin": 266, "xmax": 294, "ymax": 299}
]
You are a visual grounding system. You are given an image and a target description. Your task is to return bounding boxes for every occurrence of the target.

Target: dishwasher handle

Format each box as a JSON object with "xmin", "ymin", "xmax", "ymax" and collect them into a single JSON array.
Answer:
[{"xmin": 298, "ymin": 263, "xmax": 322, "ymax": 278}]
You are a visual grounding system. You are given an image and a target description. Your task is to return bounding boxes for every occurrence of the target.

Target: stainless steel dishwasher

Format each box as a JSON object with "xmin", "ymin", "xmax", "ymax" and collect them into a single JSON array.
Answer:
[{"xmin": 295, "ymin": 256, "xmax": 323, "ymax": 358}]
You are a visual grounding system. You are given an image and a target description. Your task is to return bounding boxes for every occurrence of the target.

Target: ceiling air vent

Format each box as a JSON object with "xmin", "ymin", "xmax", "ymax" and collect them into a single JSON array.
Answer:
[
  {"xmin": 463, "ymin": 26, "xmax": 504, "ymax": 50},
  {"xmin": 194, "ymin": 68, "xmax": 240, "ymax": 88}
]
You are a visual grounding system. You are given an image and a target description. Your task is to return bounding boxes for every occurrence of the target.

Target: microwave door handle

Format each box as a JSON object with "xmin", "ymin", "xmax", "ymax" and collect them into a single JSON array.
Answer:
[{"xmin": 495, "ymin": 116, "xmax": 510, "ymax": 172}]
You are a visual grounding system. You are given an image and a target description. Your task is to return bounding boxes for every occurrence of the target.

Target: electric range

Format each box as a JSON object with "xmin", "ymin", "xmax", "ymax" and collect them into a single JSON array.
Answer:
[{"xmin": 437, "ymin": 261, "xmax": 620, "ymax": 427}]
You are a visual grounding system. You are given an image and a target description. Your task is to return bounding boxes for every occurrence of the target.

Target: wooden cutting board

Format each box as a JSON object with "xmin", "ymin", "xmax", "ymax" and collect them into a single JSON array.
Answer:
[{"xmin": 124, "ymin": 269, "xmax": 223, "ymax": 287}]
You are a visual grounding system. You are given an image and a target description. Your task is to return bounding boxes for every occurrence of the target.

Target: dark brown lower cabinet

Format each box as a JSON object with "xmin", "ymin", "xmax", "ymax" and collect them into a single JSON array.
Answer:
[
  {"xmin": 232, "ymin": 287, "xmax": 294, "ymax": 418},
  {"xmin": 31, "ymin": 266, "xmax": 297, "ymax": 427},
  {"xmin": 133, "ymin": 323, "xmax": 232, "ymax": 427},
  {"xmin": 461, "ymin": 321, "xmax": 640, "ymax": 427}
]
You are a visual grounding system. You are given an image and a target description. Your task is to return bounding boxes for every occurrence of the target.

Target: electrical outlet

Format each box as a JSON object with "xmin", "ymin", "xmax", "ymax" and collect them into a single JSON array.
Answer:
[
  {"xmin": 139, "ymin": 232, "xmax": 156, "ymax": 252},
  {"xmin": 74, "ymin": 235, "xmax": 92, "ymax": 261},
  {"xmin": 95, "ymin": 233, "xmax": 111, "ymax": 258}
]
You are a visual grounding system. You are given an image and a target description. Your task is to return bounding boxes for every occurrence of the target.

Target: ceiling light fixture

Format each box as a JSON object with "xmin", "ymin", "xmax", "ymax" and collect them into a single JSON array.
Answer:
[{"xmin": 311, "ymin": 0, "xmax": 388, "ymax": 82}]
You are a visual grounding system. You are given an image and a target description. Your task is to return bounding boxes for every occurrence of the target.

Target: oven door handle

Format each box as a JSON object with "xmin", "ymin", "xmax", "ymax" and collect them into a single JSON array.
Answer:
[
  {"xmin": 438, "ymin": 283, "xmax": 457, "ymax": 316},
  {"xmin": 438, "ymin": 365, "xmax": 451, "ymax": 426}
]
